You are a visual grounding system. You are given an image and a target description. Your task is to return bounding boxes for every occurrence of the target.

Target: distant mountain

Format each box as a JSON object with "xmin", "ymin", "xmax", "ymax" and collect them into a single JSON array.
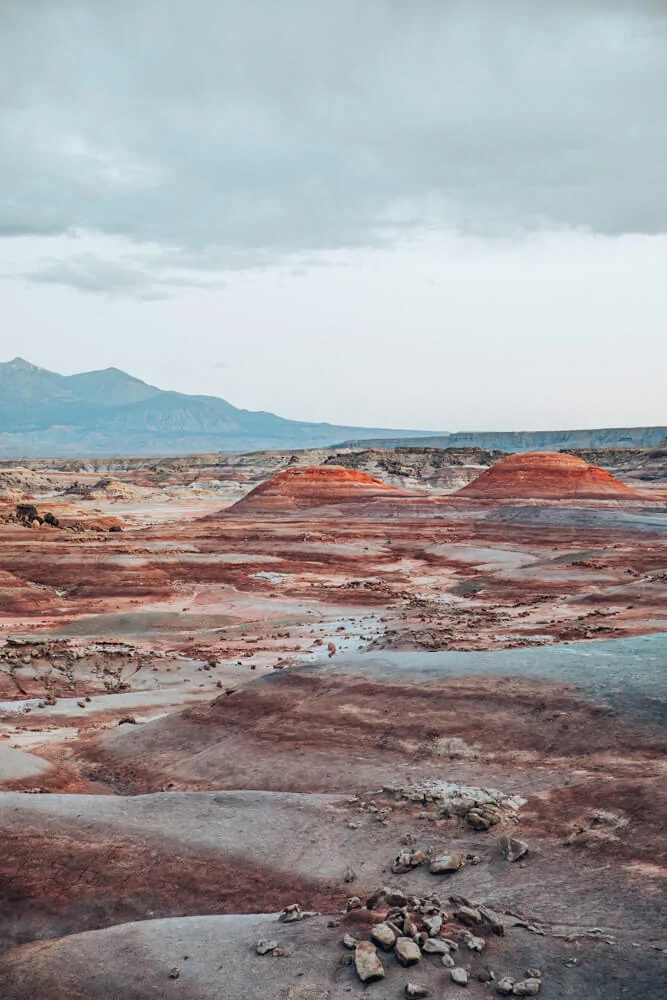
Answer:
[
  {"xmin": 339, "ymin": 426, "xmax": 667, "ymax": 453},
  {"xmin": 0, "ymin": 358, "xmax": 436, "ymax": 457}
]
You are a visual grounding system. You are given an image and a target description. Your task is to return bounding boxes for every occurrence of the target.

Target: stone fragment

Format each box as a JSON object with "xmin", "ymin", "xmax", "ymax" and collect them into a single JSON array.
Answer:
[
  {"xmin": 354, "ymin": 941, "xmax": 385, "ymax": 983},
  {"xmin": 343, "ymin": 866, "xmax": 357, "ymax": 883},
  {"xmin": 513, "ymin": 980, "xmax": 541, "ymax": 996},
  {"xmin": 366, "ymin": 887, "xmax": 408, "ymax": 910},
  {"xmin": 371, "ymin": 922, "xmax": 397, "ymax": 950},
  {"xmin": 466, "ymin": 804, "xmax": 503, "ymax": 830},
  {"xmin": 496, "ymin": 978, "xmax": 515, "ymax": 995},
  {"xmin": 442, "ymin": 953, "xmax": 456, "ymax": 968},
  {"xmin": 454, "ymin": 906, "xmax": 483, "ymax": 926},
  {"xmin": 423, "ymin": 938, "xmax": 449, "ymax": 955},
  {"xmin": 342, "ymin": 934, "xmax": 357, "ymax": 949},
  {"xmin": 500, "ymin": 836, "xmax": 529, "ymax": 863},
  {"xmin": 450, "ymin": 967, "xmax": 469, "ymax": 986},
  {"xmin": 168, "ymin": 968, "xmax": 181, "ymax": 979},
  {"xmin": 422, "ymin": 914, "xmax": 442, "ymax": 936},
  {"xmin": 256, "ymin": 939, "xmax": 278, "ymax": 955},
  {"xmin": 429, "ymin": 853, "xmax": 466, "ymax": 875},
  {"xmin": 406, "ymin": 985, "xmax": 429, "ymax": 998},
  {"xmin": 395, "ymin": 937, "xmax": 422, "ymax": 966},
  {"xmin": 346, "ymin": 896, "xmax": 362, "ymax": 911},
  {"xmin": 465, "ymin": 934, "xmax": 486, "ymax": 952},
  {"xmin": 477, "ymin": 905, "xmax": 506, "ymax": 937},
  {"xmin": 392, "ymin": 849, "xmax": 426, "ymax": 874},
  {"xmin": 279, "ymin": 903, "xmax": 303, "ymax": 922}
]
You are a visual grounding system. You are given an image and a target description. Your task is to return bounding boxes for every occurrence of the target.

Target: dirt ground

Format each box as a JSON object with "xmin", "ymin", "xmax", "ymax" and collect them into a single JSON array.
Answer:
[{"xmin": 0, "ymin": 452, "xmax": 665, "ymax": 998}]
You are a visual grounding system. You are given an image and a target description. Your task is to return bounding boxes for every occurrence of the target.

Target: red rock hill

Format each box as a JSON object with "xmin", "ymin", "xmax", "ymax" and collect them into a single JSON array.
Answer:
[
  {"xmin": 233, "ymin": 465, "xmax": 402, "ymax": 510},
  {"xmin": 456, "ymin": 451, "xmax": 641, "ymax": 500}
]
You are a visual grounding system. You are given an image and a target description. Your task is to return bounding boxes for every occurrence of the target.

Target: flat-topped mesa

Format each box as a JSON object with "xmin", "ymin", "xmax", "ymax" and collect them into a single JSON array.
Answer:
[
  {"xmin": 456, "ymin": 451, "xmax": 642, "ymax": 500},
  {"xmin": 232, "ymin": 465, "xmax": 403, "ymax": 510}
]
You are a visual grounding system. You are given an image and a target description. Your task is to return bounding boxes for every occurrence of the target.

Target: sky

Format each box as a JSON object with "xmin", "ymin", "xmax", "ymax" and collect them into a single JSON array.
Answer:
[{"xmin": 1, "ymin": 0, "xmax": 666, "ymax": 432}]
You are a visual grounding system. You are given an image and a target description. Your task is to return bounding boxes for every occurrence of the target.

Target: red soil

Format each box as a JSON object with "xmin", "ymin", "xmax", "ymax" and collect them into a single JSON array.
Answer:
[
  {"xmin": 456, "ymin": 451, "xmax": 642, "ymax": 500},
  {"xmin": 231, "ymin": 465, "xmax": 402, "ymax": 510}
]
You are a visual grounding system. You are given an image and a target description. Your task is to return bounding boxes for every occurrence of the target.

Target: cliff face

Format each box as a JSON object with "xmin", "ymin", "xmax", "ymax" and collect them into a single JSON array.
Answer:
[{"xmin": 340, "ymin": 427, "xmax": 667, "ymax": 452}]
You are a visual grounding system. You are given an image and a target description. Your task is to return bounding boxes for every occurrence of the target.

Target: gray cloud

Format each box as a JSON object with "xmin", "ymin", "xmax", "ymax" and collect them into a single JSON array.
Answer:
[{"xmin": 2, "ymin": 0, "xmax": 667, "ymax": 291}]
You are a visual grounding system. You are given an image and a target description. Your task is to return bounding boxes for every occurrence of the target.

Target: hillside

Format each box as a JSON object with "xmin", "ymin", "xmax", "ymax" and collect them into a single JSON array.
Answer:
[{"xmin": 0, "ymin": 359, "xmax": 433, "ymax": 458}]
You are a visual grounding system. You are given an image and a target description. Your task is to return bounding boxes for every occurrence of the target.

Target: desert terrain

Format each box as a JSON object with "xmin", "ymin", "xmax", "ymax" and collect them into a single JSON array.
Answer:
[{"xmin": 0, "ymin": 445, "xmax": 666, "ymax": 999}]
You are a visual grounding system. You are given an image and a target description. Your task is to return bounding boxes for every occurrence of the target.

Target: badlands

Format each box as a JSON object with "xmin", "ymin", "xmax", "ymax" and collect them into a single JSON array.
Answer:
[{"xmin": 0, "ymin": 446, "xmax": 666, "ymax": 999}]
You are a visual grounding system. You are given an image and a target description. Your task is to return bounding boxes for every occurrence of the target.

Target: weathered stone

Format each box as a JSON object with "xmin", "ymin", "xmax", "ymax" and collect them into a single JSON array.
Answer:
[
  {"xmin": 343, "ymin": 865, "xmax": 357, "ymax": 883},
  {"xmin": 342, "ymin": 934, "xmax": 357, "ymax": 949},
  {"xmin": 285, "ymin": 986, "xmax": 331, "ymax": 1000},
  {"xmin": 392, "ymin": 849, "xmax": 426, "ymax": 874},
  {"xmin": 500, "ymin": 836, "xmax": 529, "ymax": 863},
  {"xmin": 423, "ymin": 938, "xmax": 449, "ymax": 955},
  {"xmin": 371, "ymin": 922, "xmax": 397, "ymax": 950},
  {"xmin": 366, "ymin": 887, "xmax": 408, "ymax": 910},
  {"xmin": 496, "ymin": 978, "xmax": 515, "ymax": 995},
  {"xmin": 354, "ymin": 941, "xmax": 385, "ymax": 983},
  {"xmin": 454, "ymin": 906, "xmax": 483, "ymax": 926},
  {"xmin": 450, "ymin": 967, "xmax": 469, "ymax": 986},
  {"xmin": 477, "ymin": 905, "xmax": 506, "ymax": 937},
  {"xmin": 429, "ymin": 853, "xmax": 466, "ymax": 875},
  {"xmin": 441, "ymin": 953, "xmax": 456, "ymax": 968},
  {"xmin": 346, "ymin": 896, "xmax": 362, "ymax": 911},
  {"xmin": 422, "ymin": 914, "xmax": 442, "ymax": 936},
  {"xmin": 406, "ymin": 985, "xmax": 430, "ymax": 998},
  {"xmin": 279, "ymin": 903, "xmax": 303, "ymax": 922},
  {"xmin": 513, "ymin": 979, "xmax": 541, "ymax": 996},
  {"xmin": 256, "ymin": 939, "xmax": 278, "ymax": 955},
  {"xmin": 465, "ymin": 933, "xmax": 486, "ymax": 952},
  {"xmin": 466, "ymin": 804, "xmax": 502, "ymax": 830},
  {"xmin": 395, "ymin": 937, "xmax": 421, "ymax": 966}
]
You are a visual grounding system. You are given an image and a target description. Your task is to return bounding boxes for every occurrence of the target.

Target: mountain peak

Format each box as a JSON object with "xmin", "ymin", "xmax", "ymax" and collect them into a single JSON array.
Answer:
[{"xmin": 4, "ymin": 357, "xmax": 43, "ymax": 371}]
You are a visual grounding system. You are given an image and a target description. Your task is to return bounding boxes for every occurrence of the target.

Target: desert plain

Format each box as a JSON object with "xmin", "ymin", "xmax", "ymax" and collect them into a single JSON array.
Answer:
[{"xmin": 0, "ymin": 445, "xmax": 665, "ymax": 999}]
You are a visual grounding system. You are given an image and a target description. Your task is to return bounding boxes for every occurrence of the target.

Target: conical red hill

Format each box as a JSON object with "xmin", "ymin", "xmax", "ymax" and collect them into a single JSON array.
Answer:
[
  {"xmin": 456, "ymin": 451, "xmax": 641, "ymax": 500},
  {"xmin": 233, "ymin": 465, "xmax": 403, "ymax": 510}
]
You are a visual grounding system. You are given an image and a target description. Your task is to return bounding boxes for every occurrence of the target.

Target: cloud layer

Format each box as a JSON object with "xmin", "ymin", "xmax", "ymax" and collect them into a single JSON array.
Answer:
[{"xmin": 3, "ymin": 0, "xmax": 667, "ymax": 287}]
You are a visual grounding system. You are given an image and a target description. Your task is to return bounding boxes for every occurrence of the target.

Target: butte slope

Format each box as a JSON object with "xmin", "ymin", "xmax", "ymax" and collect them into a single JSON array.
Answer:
[
  {"xmin": 229, "ymin": 465, "xmax": 405, "ymax": 512},
  {"xmin": 456, "ymin": 451, "xmax": 643, "ymax": 500}
]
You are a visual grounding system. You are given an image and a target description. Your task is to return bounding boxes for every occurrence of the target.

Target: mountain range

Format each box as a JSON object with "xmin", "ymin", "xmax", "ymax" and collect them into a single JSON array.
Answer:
[
  {"xmin": 0, "ymin": 358, "xmax": 433, "ymax": 457},
  {"xmin": 1, "ymin": 358, "xmax": 664, "ymax": 459}
]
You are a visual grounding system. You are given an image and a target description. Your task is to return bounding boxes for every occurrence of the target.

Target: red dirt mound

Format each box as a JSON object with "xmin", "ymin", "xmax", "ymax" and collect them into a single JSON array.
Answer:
[
  {"xmin": 232, "ymin": 465, "xmax": 402, "ymax": 510},
  {"xmin": 456, "ymin": 451, "xmax": 642, "ymax": 500}
]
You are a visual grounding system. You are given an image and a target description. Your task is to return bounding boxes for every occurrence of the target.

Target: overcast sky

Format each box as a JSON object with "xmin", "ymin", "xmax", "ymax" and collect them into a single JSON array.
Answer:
[{"xmin": 2, "ymin": 0, "xmax": 666, "ymax": 431}]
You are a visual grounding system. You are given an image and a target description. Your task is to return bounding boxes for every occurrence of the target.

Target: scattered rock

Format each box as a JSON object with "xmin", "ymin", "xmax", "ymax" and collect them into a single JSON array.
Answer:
[
  {"xmin": 442, "ymin": 953, "xmax": 456, "ymax": 968},
  {"xmin": 354, "ymin": 941, "xmax": 385, "ymax": 983},
  {"xmin": 429, "ymin": 852, "xmax": 465, "ymax": 875},
  {"xmin": 467, "ymin": 804, "xmax": 503, "ymax": 830},
  {"xmin": 406, "ymin": 984, "xmax": 430, "ymax": 998},
  {"xmin": 513, "ymin": 980, "xmax": 541, "ymax": 996},
  {"xmin": 392, "ymin": 849, "xmax": 426, "ymax": 874},
  {"xmin": 422, "ymin": 914, "xmax": 442, "ymax": 936},
  {"xmin": 168, "ymin": 968, "xmax": 181, "ymax": 979},
  {"xmin": 367, "ymin": 887, "xmax": 408, "ymax": 910},
  {"xmin": 256, "ymin": 939, "xmax": 278, "ymax": 955},
  {"xmin": 450, "ymin": 967, "xmax": 469, "ymax": 986},
  {"xmin": 454, "ymin": 906, "xmax": 483, "ymax": 926},
  {"xmin": 496, "ymin": 978, "xmax": 515, "ymax": 995},
  {"xmin": 465, "ymin": 933, "xmax": 486, "ymax": 952},
  {"xmin": 500, "ymin": 836, "xmax": 529, "ymax": 863},
  {"xmin": 395, "ymin": 937, "xmax": 421, "ymax": 966},
  {"xmin": 371, "ymin": 922, "xmax": 397, "ymax": 951},
  {"xmin": 423, "ymin": 938, "xmax": 449, "ymax": 955},
  {"xmin": 343, "ymin": 865, "xmax": 357, "ymax": 883},
  {"xmin": 346, "ymin": 896, "xmax": 362, "ymax": 911},
  {"xmin": 342, "ymin": 934, "xmax": 357, "ymax": 949}
]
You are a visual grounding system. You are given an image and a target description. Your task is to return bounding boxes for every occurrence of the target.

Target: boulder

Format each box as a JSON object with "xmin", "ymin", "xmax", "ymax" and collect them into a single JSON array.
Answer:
[
  {"xmin": 450, "ymin": 967, "xmax": 469, "ymax": 986},
  {"xmin": 371, "ymin": 922, "xmax": 397, "ymax": 951},
  {"xmin": 429, "ymin": 852, "xmax": 466, "ymax": 875},
  {"xmin": 395, "ymin": 937, "xmax": 422, "ymax": 966},
  {"xmin": 500, "ymin": 836, "xmax": 529, "ymax": 863},
  {"xmin": 354, "ymin": 941, "xmax": 385, "ymax": 983}
]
